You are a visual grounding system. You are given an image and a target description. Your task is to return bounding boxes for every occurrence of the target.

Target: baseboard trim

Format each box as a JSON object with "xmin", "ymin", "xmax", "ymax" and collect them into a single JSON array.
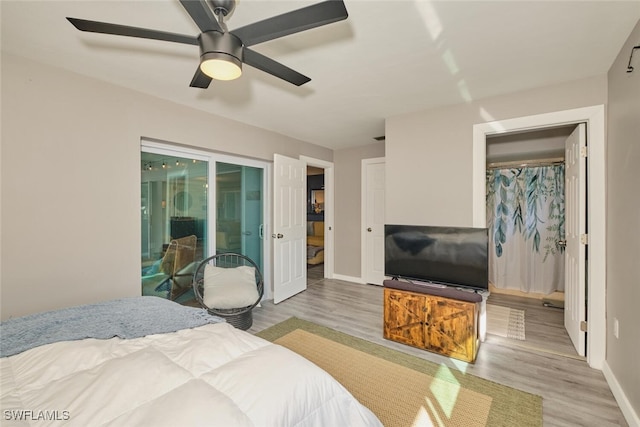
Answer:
[
  {"xmin": 602, "ymin": 360, "xmax": 640, "ymax": 426},
  {"xmin": 332, "ymin": 274, "xmax": 366, "ymax": 285}
]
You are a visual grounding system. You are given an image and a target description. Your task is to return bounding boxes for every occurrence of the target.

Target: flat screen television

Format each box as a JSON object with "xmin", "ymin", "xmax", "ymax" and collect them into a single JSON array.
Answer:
[{"xmin": 385, "ymin": 224, "xmax": 489, "ymax": 291}]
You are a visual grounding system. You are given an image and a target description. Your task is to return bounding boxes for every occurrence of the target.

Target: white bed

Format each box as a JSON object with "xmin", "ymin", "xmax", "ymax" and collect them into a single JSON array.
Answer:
[{"xmin": 0, "ymin": 297, "xmax": 380, "ymax": 426}]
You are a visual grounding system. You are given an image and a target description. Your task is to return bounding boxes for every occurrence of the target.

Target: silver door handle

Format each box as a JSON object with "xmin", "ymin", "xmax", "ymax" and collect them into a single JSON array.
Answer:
[
  {"xmin": 242, "ymin": 231, "xmax": 252, "ymax": 235},
  {"xmin": 557, "ymin": 240, "xmax": 567, "ymax": 248},
  {"xmin": 272, "ymin": 233, "xmax": 284, "ymax": 239}
]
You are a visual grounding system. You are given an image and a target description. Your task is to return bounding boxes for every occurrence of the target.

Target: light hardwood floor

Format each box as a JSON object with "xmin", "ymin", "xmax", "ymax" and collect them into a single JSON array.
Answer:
[{"xmin": 248, "ymin": 270, "xmax": 628, "ymax": 427}]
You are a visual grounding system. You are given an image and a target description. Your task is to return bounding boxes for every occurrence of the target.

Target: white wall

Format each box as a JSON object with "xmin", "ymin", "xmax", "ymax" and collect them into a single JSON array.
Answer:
[
  {"xmin": 605, "ymin": 19, "xmax": 640, "ymax": 424},
  {"xmin": 0, "ymin": 52, "xmax": 331, "ymax": 319},
  {"xmin": 385, "ymin": 75, "xmax": 607, "ymax": 227},
  {"xmin": 333, "ymin": 143, "xmax": 385, "ymax": 278}
]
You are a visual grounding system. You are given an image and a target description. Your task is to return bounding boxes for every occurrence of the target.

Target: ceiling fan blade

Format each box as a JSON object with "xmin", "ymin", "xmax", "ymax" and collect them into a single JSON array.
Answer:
[
  {"xmin": 66, "ymin": 17, "xmax": 198, "ymax": 45},
  {"xmin": 232, "ymin": 0, "xmax": 348, "ymax": 47},
  {"xmin": 243, "ymin": 48, "xmax": 311, "ymax": 86},
  {"xmin": 190, "ymin": 67, "xmax": 213, "ymax": 88},
  {"xmin": 179, "ymin": 0, "xmax": 223, "ymax": 33}
]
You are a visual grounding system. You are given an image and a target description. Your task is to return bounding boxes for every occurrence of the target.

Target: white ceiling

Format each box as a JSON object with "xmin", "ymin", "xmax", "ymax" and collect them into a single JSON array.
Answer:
[{"xmin": 2, "ymin": 1, "xmax": 639, "ymax": 150}]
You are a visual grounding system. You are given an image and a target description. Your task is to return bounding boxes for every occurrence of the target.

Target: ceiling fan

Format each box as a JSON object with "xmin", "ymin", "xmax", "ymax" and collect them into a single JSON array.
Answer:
[{"xmin": 67, "ymin": 0, "xmax": 348, "ymax": 88}]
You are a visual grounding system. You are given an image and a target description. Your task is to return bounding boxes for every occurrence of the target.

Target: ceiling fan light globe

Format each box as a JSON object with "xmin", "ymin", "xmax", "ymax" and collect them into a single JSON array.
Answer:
[{"xmin": 200, "ymin": 53, "xmax": 242, "ymax": 81}]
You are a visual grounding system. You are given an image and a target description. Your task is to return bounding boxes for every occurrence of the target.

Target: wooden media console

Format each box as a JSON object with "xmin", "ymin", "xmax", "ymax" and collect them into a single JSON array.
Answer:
[{"xmin": 383, "ymin": 279, "xmax": 482, "ymax": 363}]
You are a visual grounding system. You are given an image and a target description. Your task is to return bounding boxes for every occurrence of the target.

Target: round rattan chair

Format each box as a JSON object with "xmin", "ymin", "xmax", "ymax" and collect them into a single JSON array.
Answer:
[{"xmin": 192, "ymin": 253, "xmax": 264, "ymax": 330}]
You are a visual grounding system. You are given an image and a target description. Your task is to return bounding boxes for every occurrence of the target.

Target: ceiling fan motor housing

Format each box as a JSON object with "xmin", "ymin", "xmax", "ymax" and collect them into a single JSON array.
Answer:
[
  {"xmin": 207, "ymin": 0, "xmax": 236, "ymax": 17},
  {"xmin": 198, "ymin": 31, "xmax": 243, "ymax": 70}
]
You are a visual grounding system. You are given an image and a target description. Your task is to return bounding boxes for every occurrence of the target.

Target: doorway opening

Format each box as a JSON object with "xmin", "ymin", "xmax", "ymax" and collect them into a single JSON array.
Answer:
[
  {"xmin": 485, "ymin": 125, "xmax": 575, "ymax": 300},
  {"xmin": 300, "ymin": 156, "xmax": 335, "ymax": 282},
  {"xmin": 271, "ymin": 154, "xmax": 333, "ymax": 303},
  {"xmin": 472, "ymin": 105, "xmax": 605, "ymax": 369},
  {"xmin": 306, "ymin": 165, "xmax": 326, "ymax": 283},
  {"xmin": 484, "ymin": 125, "xmax": 580, "ymax": 358}
]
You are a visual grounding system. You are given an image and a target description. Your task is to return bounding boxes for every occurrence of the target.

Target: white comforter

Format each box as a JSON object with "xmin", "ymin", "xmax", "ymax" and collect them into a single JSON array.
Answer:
[{"xmin": 1, "ymin": 322, "xmax": 381, "ymax": 427}]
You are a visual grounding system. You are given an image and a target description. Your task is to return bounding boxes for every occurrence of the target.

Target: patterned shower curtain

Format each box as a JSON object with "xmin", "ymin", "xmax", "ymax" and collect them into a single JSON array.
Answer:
[{"xmin": 486, "ymin": 165, "xmax": 565, "ymax": 294}]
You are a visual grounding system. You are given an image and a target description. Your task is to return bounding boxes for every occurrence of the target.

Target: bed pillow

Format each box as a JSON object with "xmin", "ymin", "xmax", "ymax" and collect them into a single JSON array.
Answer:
[{"xmin": 203, "ymin": 265, "xmax": 259, "ymax": 309}]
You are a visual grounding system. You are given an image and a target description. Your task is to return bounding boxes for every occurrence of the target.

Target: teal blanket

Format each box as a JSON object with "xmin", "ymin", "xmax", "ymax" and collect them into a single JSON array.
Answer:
[{"xmin": 0, "ymin": 296, "xmax": 224, "ymax": 357}]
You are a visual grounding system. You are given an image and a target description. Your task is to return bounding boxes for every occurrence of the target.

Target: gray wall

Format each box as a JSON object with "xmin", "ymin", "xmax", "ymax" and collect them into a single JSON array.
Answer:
[
  {"xmin": 0, "ymin": 52, "xmax": 331, "ymax": 319},
  {"xmin": 385, "ymin": 74, "xmax": 607, "ymax": 226},
  {"xmin": 333, "ymin": 143, "xmax": 385, "ymax": 278},
  {"xmin": 606, "ymin": 19, "xmax": 640, "ymax": 419}
]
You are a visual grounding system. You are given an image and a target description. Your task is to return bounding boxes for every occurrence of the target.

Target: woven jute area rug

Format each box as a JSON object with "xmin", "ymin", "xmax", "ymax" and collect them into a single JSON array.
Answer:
[{"xmin": 256, "ymin": 318, "xmax": 541, "ymax": 427}]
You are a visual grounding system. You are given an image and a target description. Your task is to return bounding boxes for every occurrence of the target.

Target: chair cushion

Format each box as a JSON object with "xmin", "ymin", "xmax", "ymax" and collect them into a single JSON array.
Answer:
[{"xmin": 203, "ymin": 265, "xmax": 259, "ymax": 309}]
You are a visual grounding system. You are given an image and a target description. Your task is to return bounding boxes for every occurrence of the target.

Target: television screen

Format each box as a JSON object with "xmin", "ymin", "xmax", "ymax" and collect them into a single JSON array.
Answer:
[{"xmin": 385, "ymin": 224, "xmax": 489, "ymax": 291}]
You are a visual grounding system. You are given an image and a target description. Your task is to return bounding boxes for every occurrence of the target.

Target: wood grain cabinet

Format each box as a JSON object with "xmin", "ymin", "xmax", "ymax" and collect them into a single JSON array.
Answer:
[{"xmin": 383, "ymin": 287, "xmax": 480, "ymax": 362}]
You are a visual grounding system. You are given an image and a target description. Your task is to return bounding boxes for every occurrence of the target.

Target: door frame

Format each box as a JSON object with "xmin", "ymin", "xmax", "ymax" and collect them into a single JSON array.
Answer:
[
  {"xmin": 361, "ymin": 157, "xmax": 386, "ymax": 285},
  {"xmin": 472, "ymin": 105, "xmax": 605, "ymax": 369},
  {"xmin": 300, "ymin": 156, "xmax": 335, "ymax": 279}
]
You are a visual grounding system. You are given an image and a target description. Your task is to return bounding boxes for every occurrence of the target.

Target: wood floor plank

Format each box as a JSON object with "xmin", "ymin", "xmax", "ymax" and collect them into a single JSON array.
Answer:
[
  {"xmin": 249, "ymin": 275, "xmax": 628, "ymax": 427},
  {"xmin": 487, "ymin": 293, "xmax": 579, "ymax": 357}
]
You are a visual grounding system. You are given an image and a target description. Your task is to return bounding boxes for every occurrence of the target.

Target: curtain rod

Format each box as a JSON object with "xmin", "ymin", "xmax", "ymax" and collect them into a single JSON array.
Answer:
[{"xmin": 487, "ymin": 157, "xmax": 564, "ymax": 170}]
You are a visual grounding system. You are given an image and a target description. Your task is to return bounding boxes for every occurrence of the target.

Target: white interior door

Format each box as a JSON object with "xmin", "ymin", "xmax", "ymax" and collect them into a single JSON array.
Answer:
[
  {"xmin": 564, "ymin": 123, "xmax": 587, "ymax": 356},
  {"xmin": 362, "ymin": 159, "xmax": 386, "ymax": 285},
  {"xmin": 273, "ymin": 154, "xmax": 306, "ymax": 303}
]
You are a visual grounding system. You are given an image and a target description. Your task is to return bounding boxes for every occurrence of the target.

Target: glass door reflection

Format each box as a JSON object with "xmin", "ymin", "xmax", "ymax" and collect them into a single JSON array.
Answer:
[
  {"xmin": 216, "ymin": 162, "xmax": 263, "ymax": 272},
  {"xmin": 141, "ymin": 152, "xmax": 207, "ymax": 303}
]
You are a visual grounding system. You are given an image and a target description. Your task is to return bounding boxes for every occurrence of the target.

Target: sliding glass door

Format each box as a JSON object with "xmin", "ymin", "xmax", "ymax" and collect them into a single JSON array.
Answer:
[
  {"xmin": 216, "ymin": 162, "xmax": 264, "ymax": 272},
  {"xmin": 141, "ymin": 142, "xmax": 269, "ymax": 304},
  {"xmin": 140, "ymin": 151, "xmax": 208, "ymax": 302}
]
